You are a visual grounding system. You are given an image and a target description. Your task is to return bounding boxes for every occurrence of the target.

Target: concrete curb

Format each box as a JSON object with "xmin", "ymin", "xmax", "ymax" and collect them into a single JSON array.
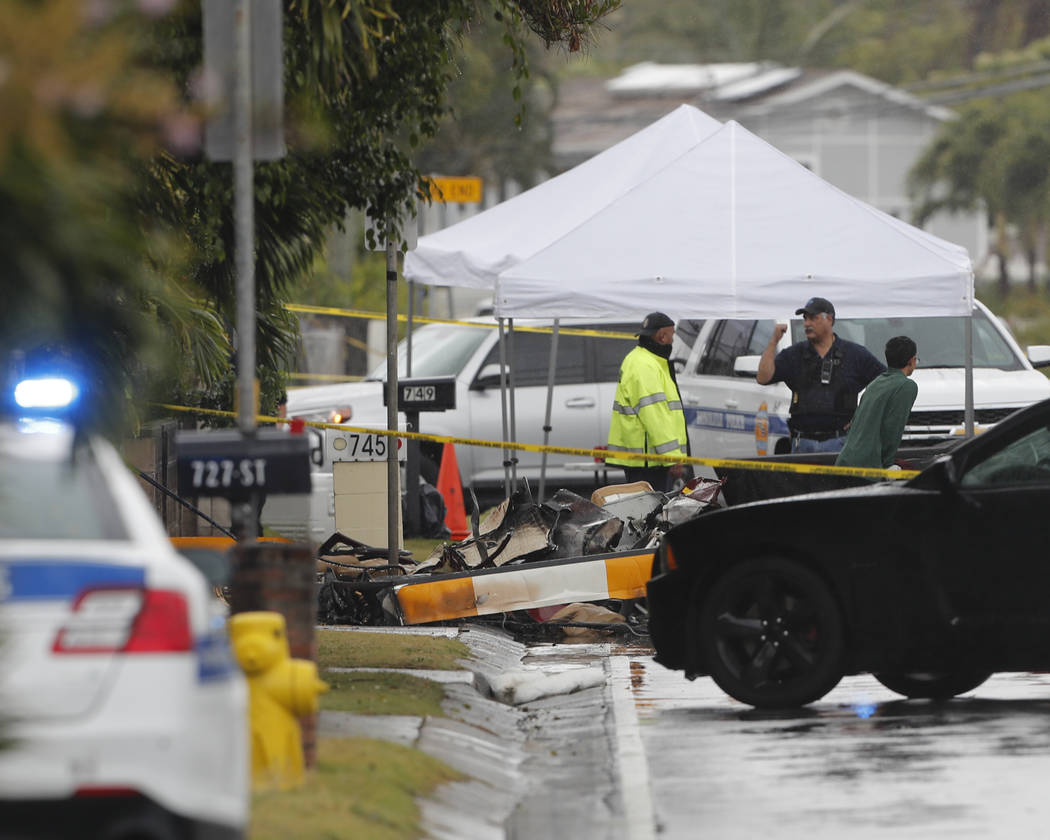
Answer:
[{"xmin": 316, "ymin": 624, "xmax": 629, "ymax": 840}]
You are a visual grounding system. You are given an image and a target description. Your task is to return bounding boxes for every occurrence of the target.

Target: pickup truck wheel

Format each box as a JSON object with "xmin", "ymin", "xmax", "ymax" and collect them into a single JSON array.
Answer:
[
  {"xmin": 873, "ymin": 670, "xmax": 991, "ymax": 699},
  {"xmin": 698, "ymin": 556, "xmax": 845, "ymax": 708}
]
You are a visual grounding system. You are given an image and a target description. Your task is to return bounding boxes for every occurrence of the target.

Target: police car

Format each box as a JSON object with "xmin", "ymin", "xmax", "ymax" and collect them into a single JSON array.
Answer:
[
  {"xmin": 0, "ymin": 377, "xmax": 249, "ymax": 838},
  {"xmin": 672, "ymin": 300, "xmax": 1050, "ymax": 458}
]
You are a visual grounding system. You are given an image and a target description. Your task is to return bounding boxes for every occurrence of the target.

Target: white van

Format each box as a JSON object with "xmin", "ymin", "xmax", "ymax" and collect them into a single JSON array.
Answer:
[{"xmin": 673, "ymin": 300, "xmax": 1050, "ymax": 458}]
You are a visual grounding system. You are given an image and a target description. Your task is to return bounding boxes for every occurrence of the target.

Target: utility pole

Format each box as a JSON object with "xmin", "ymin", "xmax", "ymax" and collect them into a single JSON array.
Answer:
[{"xmin": 232, "ymin": 0, "xmax": 257, "ymax": 538}]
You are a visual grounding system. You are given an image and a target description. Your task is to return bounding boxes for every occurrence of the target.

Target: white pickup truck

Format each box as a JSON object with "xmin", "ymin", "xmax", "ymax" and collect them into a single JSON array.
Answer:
[
  {"xmin": 286, "ymin": 318, "xmax": 637, "ymax": 498},
  {"xmin": 672, "ymin": 300, "xmax": 1050, "ymax": 457}
]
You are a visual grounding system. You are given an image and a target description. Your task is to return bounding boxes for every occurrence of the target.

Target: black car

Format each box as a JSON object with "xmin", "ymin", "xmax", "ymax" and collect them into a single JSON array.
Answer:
[{"xmin": 648, "ymin": 397, "xmax": 1050, "ymax": 708}]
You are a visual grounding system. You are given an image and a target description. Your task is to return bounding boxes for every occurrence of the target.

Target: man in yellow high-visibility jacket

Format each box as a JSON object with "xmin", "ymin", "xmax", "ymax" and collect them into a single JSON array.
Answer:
[{"xmin": 606, "ymin": 312, "xmax": 689, "ymax": 492}]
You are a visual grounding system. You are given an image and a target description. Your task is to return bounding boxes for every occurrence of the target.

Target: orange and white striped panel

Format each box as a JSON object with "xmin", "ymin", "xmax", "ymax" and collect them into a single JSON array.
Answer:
[{"xmin": 394, "ymin": 551, "xmax": 654, "ymax": 625}]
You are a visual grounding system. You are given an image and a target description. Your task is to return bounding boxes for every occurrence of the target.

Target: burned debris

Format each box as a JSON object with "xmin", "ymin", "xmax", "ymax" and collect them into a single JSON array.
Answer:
[{"xmin": 316, "ymin": 477, "xmax": 725, "ymax": 634}]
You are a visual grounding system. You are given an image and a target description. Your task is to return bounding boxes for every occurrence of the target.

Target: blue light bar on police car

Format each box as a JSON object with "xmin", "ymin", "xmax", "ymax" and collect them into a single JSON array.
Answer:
[{"xmin": 14, "ymin": 377, "xmax": 80, "ymax": 410}]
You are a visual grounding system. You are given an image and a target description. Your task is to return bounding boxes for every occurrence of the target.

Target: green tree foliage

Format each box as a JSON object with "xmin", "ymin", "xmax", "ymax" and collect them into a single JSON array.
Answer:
[
  {"xmin": 2, "ymin": 0, "xmax": 618, "ymax": 435},
  {"xmin": 140, "ymin": 0, "xmax": 618, "ymax": 419},
  {"xmin": 590, "ymin": 0, "xmax": 1050, "ymax": 83},
  {"xmin": 0, "ymin": 0, "xmax": 217, "ymax": 437},
  {"xmin": 414, "ymin": 13, "xmax": 559, "ymax": 192},
  {"xmin": 909, "ymin": 92, "xmax": 1050, "ymax": 294}
]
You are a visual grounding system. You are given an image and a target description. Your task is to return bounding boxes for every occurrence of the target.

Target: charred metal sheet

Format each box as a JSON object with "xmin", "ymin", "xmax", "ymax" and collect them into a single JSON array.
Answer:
[
  {"xmin": 415, "ymin": 488, "xmax": 554, "ymax": 573},
  {"xmin": 543, "ymin": 489, "xmax": 625, "ymax": 559}
]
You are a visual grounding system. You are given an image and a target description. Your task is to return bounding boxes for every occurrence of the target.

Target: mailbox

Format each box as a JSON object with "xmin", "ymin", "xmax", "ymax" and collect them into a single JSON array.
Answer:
[
  {"xmin": 382, "ymin": 376, "xmax": 456, "ymax": 412},
  {"xmin": 176, "ymin": 429, "xmax": 311, "ymax": 499}
]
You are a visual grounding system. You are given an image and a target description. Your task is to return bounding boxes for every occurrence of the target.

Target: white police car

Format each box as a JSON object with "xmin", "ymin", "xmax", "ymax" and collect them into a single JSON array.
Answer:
[
  {"xmin": 673, "ymin": 301, "xmax": 1050, "ymax": 458},
  {"xmin": 0, "ymin": 379, "xmax": 249, "ymax": 839}
]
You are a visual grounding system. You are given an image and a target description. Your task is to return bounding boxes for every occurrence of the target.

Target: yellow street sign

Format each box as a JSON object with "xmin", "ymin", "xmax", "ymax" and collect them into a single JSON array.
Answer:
[{"xmin": 426, "ymin": 176, "xmax": 483, "ymax": 203}]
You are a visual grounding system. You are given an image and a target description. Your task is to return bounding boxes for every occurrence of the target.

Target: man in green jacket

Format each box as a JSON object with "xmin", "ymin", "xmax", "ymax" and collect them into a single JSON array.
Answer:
[
  {"xmin": 835, "ymin": 336, "xmax": 918, "ymax": 470},
  {"xmin": 606, "ymin": 312, "xmax": 689, "ymax": 491}
]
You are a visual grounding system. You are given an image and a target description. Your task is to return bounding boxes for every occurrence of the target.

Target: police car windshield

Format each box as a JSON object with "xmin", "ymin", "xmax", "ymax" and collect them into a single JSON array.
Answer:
[
  {"xmin": 0, "ymin": 440, "xmax": 126, "ymax": 540},
  {"xmin": 367, "ymin": 323, "xmax": 490, "ymax": 381},
  {"xmin": 789, "ymin": 308, "xmax": 1023, "ymax": 370}
]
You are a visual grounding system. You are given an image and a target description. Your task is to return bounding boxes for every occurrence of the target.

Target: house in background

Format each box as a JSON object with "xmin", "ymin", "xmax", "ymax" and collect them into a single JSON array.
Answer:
[{"xmin": 551, "ymin": 62, "xmax": 989, "ymax": 273}]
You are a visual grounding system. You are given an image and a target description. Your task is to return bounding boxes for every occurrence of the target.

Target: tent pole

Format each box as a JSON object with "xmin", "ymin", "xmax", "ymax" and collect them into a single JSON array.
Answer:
[
  {"xmin": 538, "ymin": 319, "xmax": 560, "ymax": 503},
  {"xmin": 508, "ymin": 319, "xmax": 518, "ymax": 490},
  {"xmin": 965, "ymin": 306, "xmax": 975, "ymax": 437},
  {"xmin": 497, "ymin": 318, "xmax": 512, "ymax": 498},
  {"xmin": 407, "ymin": 279, "xmax": 415, "ymax": 377}
]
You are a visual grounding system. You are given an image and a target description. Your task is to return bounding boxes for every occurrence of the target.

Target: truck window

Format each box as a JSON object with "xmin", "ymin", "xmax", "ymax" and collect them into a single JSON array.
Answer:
[
  {"xmin": 368, "ymin": 324, "xmax": 490, "ymax": 380},
  {"xmin": 698, "ymin": 320, "xmax": 757, "ymax": 376},
  {"xmin": 788, "ymin": 309, "xmax": 1023, "ymax": 370},
  {"xmin": 748, "ymin": 320, "xmax": 776, "ymax": 356},
  {"xmin": 480, "ymin": 330, "xmax": 589, "ymax": 387},
  {"xmin": 674, "ymin": 319, "xmax": 705, "ymax": 353},
  {"xmin": 594, "ymin": 324, "xmax": 640, "ymax": 382}
]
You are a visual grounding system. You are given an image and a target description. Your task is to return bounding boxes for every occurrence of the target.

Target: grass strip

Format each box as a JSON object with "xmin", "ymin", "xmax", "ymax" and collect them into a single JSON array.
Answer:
[
  {"xmin": 250, "ymin": 736, "xmax": 465, "ymax": 840},
  {"xmin": 320, "ymin": 670, "xmax": 447, "ymax": 717},
  {"xmin": 317, "ymin": 629, "xmax": 472, "ymax": 671}
]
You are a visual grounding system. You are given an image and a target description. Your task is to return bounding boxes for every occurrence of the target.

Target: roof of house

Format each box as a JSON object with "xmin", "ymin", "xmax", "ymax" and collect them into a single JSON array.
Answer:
[{"xmin": 551, "ymin": 63, "xmax": 954, "ymax": 169}]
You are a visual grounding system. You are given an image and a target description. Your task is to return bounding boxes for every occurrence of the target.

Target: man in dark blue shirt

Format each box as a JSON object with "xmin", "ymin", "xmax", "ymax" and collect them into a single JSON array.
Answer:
[{"xmin": 756, "ymin": 297, "xmax": 885, "ymax": 453}]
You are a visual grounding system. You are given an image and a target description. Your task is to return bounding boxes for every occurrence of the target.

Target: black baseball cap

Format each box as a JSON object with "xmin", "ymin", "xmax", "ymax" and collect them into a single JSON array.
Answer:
[
  {"xmin": 795, "ymin": 297, "xmax": 835, "ymax": 318},
  {"xmin": 637, "ymin": 312, "xmax": 675, "ymax": 336}
]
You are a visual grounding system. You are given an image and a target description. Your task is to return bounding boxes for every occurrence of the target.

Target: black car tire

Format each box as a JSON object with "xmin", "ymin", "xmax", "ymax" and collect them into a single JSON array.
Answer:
[
  {"xmin": 873, "ymin": 670, "xmax": 991, "ymax": 700},
  {"xmin": 697, "ymin": 556, "xmax": 845, "ymax": 708}
]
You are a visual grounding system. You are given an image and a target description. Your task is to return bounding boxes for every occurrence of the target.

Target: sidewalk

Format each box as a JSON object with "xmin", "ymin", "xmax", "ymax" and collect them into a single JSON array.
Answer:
[{"xmin": 318, "ymin": 624, "xmax": 631, "ymax": 840}]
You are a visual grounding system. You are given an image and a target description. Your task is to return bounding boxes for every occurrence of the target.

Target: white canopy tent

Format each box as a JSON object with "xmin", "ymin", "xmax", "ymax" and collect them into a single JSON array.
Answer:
[
  {"xmin": 405, "ymin": 113, "xmax": 977, "ymax": 498},
  {"xmin": 496, "ymin": 119, "xmax": 973, "ymax": 320},
  {"xmin": 492, "ymin": 120, "xmax": 976, "ymax": 494},
  {"xmin": 404, "ymin": 104, "xmax": 721, "ymax": 289}
]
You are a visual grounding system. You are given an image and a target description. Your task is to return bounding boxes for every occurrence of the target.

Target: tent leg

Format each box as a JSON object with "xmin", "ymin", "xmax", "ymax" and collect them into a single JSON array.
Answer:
[
  {"xmin": 498, "ymin": 318, "xmax": 511, "ymax": 499},
  {"xmin": 407, "ymin": 279, "xmax": 415, "ymax": 376},
  {"xmin": 965, "ymin": 307, "xmax": 974, "ymax": 437},
  {"xmin": 538, "ymin": 319, "xmax": 560, "ymax": 504},
  {"xmin": 508, "ymin": 319, "xmax": 518, "ymax": 490}
]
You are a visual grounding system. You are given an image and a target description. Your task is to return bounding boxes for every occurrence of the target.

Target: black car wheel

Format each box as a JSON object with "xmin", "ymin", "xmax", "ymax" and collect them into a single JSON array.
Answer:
[
  {"xmin": 873, "ymin": 670, "xmax": 991, "ymax": 700},
  {"xmin": 697, "ymin": 556, "xmax": 845, "ymax": 708}
]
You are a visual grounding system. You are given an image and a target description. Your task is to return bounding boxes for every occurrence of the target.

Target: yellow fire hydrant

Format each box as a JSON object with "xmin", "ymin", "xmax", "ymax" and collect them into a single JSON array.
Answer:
[{"xmin": 229, "ymin": 611, "xmax": 329, "ymax": 790}]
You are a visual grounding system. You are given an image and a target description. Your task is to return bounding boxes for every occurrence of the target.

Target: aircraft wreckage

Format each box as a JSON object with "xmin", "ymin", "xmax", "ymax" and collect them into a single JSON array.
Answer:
[{"xmin": 315, "ymin": 478, "xmax": 724, "ymax": 635}]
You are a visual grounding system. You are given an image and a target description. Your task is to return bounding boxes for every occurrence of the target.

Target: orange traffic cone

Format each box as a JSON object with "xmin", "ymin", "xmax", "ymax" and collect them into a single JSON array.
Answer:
[{"xmin": 437, "ymin": 443, "xmax": 470, "ymax": 540}]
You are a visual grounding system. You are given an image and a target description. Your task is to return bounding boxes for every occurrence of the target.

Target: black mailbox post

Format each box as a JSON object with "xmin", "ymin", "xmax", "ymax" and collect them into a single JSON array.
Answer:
[
  {"xmin": 177, "ymin": 429, "xmax": 311, "ymax": 538},
  {"xmin": 383, "ymin": 376, "xmax": 456, "ymax": 535}
]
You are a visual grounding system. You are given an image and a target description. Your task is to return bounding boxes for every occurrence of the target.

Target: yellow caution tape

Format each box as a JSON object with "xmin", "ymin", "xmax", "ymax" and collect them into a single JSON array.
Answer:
[
  {"xmin": 284, "ymin": 304, "xmax": 635, "ymax": 340},
  {"xmin": 154, "ymin": 402, "xmax": 920, "ymax": 481}
]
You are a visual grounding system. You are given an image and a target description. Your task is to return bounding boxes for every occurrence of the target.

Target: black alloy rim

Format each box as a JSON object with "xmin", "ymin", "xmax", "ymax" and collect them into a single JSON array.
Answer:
[{"xmin": 712, "ymin": 573, "xmax": 823, "ymax": 690}]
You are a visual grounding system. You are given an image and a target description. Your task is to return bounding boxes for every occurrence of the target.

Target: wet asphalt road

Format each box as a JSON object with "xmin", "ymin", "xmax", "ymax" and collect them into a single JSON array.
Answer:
[{"xmin": 624, "ymin": 657, "xmax": 1050, "ymax": 839}]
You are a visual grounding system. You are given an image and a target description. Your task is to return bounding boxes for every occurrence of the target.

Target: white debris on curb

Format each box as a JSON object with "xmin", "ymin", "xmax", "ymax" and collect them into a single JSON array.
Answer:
[{"xmin": 481, "ymin": 666, "xmax": 608, "ymax": 705}]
